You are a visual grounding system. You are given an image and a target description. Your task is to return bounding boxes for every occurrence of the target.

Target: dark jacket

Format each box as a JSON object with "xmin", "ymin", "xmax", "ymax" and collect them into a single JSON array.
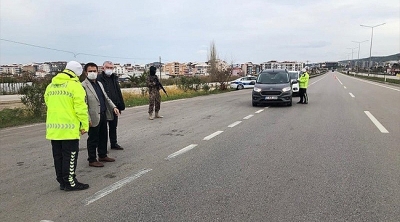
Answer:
[{"xmin": 97, "ymin": 72, "xmax": 125, "ymax": 111}]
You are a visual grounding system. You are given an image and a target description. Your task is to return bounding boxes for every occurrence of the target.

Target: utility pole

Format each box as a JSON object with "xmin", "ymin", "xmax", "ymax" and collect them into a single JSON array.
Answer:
[
  {"xmin": 360, "ymin": 23, "xmax": 386, "ymax": 76},
  {"xmin": 352, "ymin": 40, "xmax": 368, "ymax": 73},
  {"xmin": 347, "ymin": 47, "xmax": 357, "ymax": 72}
]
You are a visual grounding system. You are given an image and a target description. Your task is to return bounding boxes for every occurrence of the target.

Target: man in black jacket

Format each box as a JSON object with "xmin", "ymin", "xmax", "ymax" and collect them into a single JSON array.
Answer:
[{"xmin": 97, "ymin": 61, "xmax": 125, "ymax": 150}]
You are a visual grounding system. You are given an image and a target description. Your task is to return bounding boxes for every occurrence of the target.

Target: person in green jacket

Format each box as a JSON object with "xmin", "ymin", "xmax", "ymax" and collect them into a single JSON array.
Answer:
[
  {"xmin": 297, "ymin": 67, "xmax": 309, "ymax": 104},
  {"xmin": 44, "ymin": 61, "xmax": 90, "ymax": 191}
]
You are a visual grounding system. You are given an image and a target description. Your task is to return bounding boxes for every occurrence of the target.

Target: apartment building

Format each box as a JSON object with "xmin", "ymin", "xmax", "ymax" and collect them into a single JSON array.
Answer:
[
  {"xmin": 261, "ymin": 61, "xmax": 303, "ymax": 71},
  {"xmin": 0, "ymin": 65, "xmax": 22, "ymax": 74},
  {"xmin": 164, "ymin": 62, "xmax": 187, "ymax": 76}
]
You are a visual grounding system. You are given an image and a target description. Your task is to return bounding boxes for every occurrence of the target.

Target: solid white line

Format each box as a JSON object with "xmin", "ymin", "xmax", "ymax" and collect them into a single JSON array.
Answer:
[
  {"xmin": 364, "ymin": 111, "xmax": 389, "ymax": 133},
  {"xmin": 349, "ymin": 93, "xmax": 355, "ymax": 98},
  {"xmin": 228, "ymin": 121, "xmax": 242, "ymax": 128},
  {"xmin": 344, "ymin": 86, "xmax": 347, "ymax": 89},
  {"xmin": 341, "ymin": 73, "xmax": 400, "ymax": 92},
  {"xmin": 309, "ymin": 75, "xmax": 327, "ymax": 86},
  {"xmin": 255, "ymin": 109, "xmax": 264, "ymax": 114},
  {"xmin": 243, "ymin": 115, "xmax": 254, "ymax": 119},
  {"xmin": 166, "ymin": 144, "xmax": 198, "ymax": 160},
  {"xmin": 203, "ymin": 131, "xmax": 223, "ymax": 140},
  {"xmin": 84, "ymin": 168, "xmax": 152, "ymax": 206}
]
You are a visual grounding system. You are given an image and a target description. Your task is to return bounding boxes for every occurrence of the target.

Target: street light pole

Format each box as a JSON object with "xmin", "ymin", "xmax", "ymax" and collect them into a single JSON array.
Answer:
[
  {"xmin": 360, "ymin": 23, "xmax": 386, "ymax": 76},
  {"xmin": 352, "ymin": 40, "xmax": 368, "ymax": 73},
  {"xmin": 347, "ymin": 47, "xmax": 357, "ymax": 72}
]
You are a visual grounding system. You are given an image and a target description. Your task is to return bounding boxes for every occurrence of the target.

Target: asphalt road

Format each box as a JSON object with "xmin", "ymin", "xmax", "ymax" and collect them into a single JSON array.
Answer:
[{"xmin": 0, "ymin": 71, "xmax": 399, "ymax": 222}]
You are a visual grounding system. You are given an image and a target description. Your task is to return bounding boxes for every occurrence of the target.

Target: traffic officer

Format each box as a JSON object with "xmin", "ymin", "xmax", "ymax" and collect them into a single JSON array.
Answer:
[
  {"xmin": 298, "ymin": 67, "xmax": 309, "ymax": 104},
  {"xmin": 44, "ymin": 61, "xmax": 89, "ymax": 191}
]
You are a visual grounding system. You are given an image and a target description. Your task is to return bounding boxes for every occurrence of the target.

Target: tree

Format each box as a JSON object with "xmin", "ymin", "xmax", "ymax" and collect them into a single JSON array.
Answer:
[{"xmin": 207, "ymin": 41, "xmax": 232, "ymax": 90}]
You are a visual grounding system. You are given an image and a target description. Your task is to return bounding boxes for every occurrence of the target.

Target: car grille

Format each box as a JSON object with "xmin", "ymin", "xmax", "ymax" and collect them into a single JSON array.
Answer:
[{"xmin": 261, "ymin": 91, "xmax": 281, "ymax": 96}]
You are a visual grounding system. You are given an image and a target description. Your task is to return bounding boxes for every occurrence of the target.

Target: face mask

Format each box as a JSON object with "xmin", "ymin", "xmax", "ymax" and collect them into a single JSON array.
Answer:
[
  {"xmin": 87, "ymin": 72, "xmax": 98, "ymax": 80},
  {"xmin": 105, "ymin": 69, "xmax": 113, "ymax": 76}
]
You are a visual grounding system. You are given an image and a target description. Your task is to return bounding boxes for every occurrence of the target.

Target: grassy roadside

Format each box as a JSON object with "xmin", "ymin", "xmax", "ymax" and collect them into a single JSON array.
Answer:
[
  {"xmin": 0, "ymin": 87, "xmax": 230, "ymax": 129},
  {"xmin": 341, "ymin": 72, "xmax": 400, "ymax": 85}
]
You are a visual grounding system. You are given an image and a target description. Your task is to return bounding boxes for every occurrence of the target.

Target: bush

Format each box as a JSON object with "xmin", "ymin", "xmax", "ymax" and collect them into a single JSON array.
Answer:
[{"xmin": 20, "ymin": 78, "xmax": 51, "ymax": 117}]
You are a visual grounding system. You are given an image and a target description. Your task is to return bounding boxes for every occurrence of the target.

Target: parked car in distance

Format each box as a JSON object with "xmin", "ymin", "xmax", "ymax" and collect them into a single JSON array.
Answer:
[
  {"xmin": 252, "ymin": 69, "xmax": 295, "ymax": 107},
  {"xmin": 288, "ymin": 71, "xmax": 300, "ymax": 96},
  {"xmin": 230, "ymin": 76, "xmax": 257, "ymax": 90}
]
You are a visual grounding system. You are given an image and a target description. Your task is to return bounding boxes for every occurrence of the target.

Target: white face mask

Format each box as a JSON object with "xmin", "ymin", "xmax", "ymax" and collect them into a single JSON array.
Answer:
[
  {"xmin": 87, "ymin": 72, "xmax": 98, "ymax": 80},
  {"xmin": 105, "ymin": 69, "xmax": 113, "ymax": 76}
]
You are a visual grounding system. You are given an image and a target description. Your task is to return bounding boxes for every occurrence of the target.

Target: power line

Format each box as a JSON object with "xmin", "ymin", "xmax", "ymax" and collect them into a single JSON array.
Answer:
[{"xmin": 0, "ymin": 38, "xmax": 155, "ymax": 61}]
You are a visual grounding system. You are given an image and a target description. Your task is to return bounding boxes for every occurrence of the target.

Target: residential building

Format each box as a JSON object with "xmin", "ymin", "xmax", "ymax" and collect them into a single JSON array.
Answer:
[
  {"xmin": 0, "ymin": 64, "xmax": 22, "ymax": 75},
  {"xmin": 164, "ymin": 62, "xmax": 187, "ymax": 76}
]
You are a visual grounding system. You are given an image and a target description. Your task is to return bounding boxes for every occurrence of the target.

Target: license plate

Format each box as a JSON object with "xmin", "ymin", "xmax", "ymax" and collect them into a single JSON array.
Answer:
[{"xmin": 265, "ymin": 96, "xmax": 277, "ymax": 100}]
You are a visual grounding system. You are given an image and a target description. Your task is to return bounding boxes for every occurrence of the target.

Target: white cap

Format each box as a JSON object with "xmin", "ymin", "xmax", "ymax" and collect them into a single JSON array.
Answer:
[
  {"xmin": 301, "ymin": 68, "xmax": 306, "ymax": 72},
  {"xmin": 65, "ymin": 61, "xmax": 83, "ymax": 76}
]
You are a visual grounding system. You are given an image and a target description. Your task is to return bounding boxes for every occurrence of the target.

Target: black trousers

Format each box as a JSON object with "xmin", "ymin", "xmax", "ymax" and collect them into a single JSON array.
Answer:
[
  {"xmin": 299, "ymin": 88, "xmax": 308, "ymax": 103},
  {"xmin": 87, "ymin": 112, "xmax": 108, "ymax": 162},
  {"xmin": 107, "ymin": 112, "xmax": 119, "ymax": 147},
  {"xmin": 51, "ymin": 140, "xmax": 79, "ymax": 186}
]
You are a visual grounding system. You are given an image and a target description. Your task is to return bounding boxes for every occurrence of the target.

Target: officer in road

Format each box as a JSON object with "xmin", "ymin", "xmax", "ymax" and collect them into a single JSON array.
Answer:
[
  {"xmin": 298, "ymin": 67, "xmax": 309, "ymax": 104},
  {"xmin": 44, "ymin": 61, "xmax": 89, "ymax": 191}
]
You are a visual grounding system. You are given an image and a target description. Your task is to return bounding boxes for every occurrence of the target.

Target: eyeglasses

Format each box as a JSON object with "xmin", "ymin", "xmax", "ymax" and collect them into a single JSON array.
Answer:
[{"xmin": 104, "ymin": 67, "xmax": 113, "ymax": 69}]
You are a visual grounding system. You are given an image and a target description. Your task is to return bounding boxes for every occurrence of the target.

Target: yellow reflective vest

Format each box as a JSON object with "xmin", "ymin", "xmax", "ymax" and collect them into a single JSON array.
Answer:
[
  {"xmin": 299, "ymin": 72, "xmax": 309, "ymax": 89},
  {"xmin": 44, "ymin": 69, "xmax": 89, "ymax": 140}
]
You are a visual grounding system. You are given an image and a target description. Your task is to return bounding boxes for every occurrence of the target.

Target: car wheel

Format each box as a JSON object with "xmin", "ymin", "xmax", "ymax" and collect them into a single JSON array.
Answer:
[
  {"xmin": 252, "ymin": 102, "xmax": 257, "ymax": 107},
  {"xmin": 237, "ymin": 85, "xmax": 244, "ymax": 90}
]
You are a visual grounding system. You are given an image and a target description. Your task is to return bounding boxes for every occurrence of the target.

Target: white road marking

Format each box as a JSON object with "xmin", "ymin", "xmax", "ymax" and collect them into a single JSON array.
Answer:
[
  {"xmin": 344, "ymin": 86, "xmax": 347, "ymax": 89},
  {"xmin": 349, "ymin": 93, "xmax": 355, "ymax": 98},
  {"xmin": 336, "ymin": 77, "xmax": 344, "ymax": 85},
  {"xmin": 166, "ymin": 144, "xmax": 198, "ymax": 160},
  {"xmin": 228, "ymin": 121, "xmax": 242, "ymax": 128},
  {"xmin": 255, "ymin": 109, "xmax": 264, "ymax": 113},
  {"xmin": 84, "ymin": 168, "xmax": 152, "ymax": 206},
  {"xmin": 243, "ymin": 115, "xmax": 254, "ymax": 119},
  {"xmin": 341, "ymin": 73, "xmax": 400, "ymax": 92},
  {"xmin": 309, "ymin": 75, "xmax": 327, "ymax": 86},
  {"xmin": 203, "ymin": 131, "xmax": 223, "ymax": 140},
  {"xmin": 364, "ymin": 111, "xmax": 389, "ymax": 133}
]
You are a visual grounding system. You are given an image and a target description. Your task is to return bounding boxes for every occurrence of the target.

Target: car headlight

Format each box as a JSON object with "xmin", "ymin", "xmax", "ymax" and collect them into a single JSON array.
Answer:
[
  {"xmin": 282, "ymin": 87, "xmax": 291, "ymax": 92},
  {"xmin": 253, "ymin": 87, "xmax": 262, "ymax": 92}
]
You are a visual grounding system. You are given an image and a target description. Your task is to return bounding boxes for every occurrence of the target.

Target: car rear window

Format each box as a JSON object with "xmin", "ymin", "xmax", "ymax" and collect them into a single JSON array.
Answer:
[{"xmin": 257, "ymin": 71, "xmax": 289, "ymax": 84}]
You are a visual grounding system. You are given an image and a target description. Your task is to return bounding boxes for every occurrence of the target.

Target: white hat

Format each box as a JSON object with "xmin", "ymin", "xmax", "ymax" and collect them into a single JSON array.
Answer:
[
  {"xmin": 301, "ymin": 68, "xmax": 306, "ymax": 72},
  {"xmin": 66, "ymin": 61, "xmax": 83, "ymax": 76}
]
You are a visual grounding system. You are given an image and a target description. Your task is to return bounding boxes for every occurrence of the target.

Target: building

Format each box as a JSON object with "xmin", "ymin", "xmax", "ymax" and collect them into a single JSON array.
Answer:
[
  {"xmin": 0, "ymin": 64, "xmax": 22, "ymax": 75},
  {"xmin": 193, "ymin": 62, "xmax": 210, "ymax": 75},
  {"xmin": 164, "ymin": 62, "xmax": 187, "ymax": 76}
]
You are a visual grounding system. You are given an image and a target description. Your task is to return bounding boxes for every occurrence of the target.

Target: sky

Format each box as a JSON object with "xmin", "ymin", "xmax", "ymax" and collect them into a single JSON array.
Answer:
[{"xmin": 0, "ymin": 0, "xmax": 399, "ymax": 66}]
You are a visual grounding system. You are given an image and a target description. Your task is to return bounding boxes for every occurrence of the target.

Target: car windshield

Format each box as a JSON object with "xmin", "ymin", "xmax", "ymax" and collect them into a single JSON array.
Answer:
[
  {"xmin": 257, "ymin": 71, "xmax": 289, "ymax": 84},
  {"xmin": 288, "ymin": 72, "xmax": 298, "ymax": 79}
]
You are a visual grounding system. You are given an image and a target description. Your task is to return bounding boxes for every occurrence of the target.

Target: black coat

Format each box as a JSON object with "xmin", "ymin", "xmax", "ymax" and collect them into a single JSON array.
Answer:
[{"xmin": 97, "ymin": 72, "xmax": 125, "ymax": 111}]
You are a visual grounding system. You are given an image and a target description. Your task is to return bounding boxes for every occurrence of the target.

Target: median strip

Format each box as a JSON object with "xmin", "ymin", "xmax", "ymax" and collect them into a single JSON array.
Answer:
[
  {"xmin": 364, "ymin": 111, "xmax": 389, "ymax": 133},
  {"xmin": 203, "ymin": 131, "xmax": 224, "ymax": 140},
  {"xmin": 166, "ymin": 144, "xmax": 198, "ymax": 160}
]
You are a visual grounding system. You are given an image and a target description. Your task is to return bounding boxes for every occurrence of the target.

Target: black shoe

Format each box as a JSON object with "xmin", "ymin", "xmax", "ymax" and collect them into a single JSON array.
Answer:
[
  {"xmin": 304, "ymin": 102, "xmax": 308, "ymax": 104},
  {"xmin": 297, "ymin": 101, "xmax": 303, "ymax": 104},
  {"xmin": 111, "ymin": 144, "xmax": 124, "ymax": 150},
  {"xmin": 59, "ymin": 184, "xmax": 65, "ymax": 190},
  {"xmin": 64, "ymin": 182, "xmax": 89, "ymax": 191}
]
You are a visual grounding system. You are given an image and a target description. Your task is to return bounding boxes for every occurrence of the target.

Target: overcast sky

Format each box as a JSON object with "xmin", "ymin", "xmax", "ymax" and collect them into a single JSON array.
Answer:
[{"xmin": 0, "ymin": 0, "xmax": 399, "ymax": 65}]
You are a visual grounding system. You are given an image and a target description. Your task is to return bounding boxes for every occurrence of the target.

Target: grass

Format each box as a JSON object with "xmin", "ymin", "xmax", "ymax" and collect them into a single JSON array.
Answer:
[
  {"xmin": 0, "ymin": 87, "xmax": 230, "ymax": 129},
  {"xmin": 0, "ymin": 108, "xmax": 45, "ymax": 129},
  {"xmin": 343, "ymin": 72, "xmax": 400, "ymax": 84}
]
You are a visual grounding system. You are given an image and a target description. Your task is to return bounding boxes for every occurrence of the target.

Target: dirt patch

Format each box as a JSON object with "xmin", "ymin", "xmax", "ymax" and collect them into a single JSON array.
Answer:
[{"xmin": 0, "ymin": 102, "xmax": 25, "ymax": 110}]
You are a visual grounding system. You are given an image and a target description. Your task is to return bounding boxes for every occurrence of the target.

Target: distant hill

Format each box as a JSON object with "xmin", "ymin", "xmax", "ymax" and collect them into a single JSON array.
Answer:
[{"xmin": 339, "ymin": 52, "xmax": 400, "ymax": 63}]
